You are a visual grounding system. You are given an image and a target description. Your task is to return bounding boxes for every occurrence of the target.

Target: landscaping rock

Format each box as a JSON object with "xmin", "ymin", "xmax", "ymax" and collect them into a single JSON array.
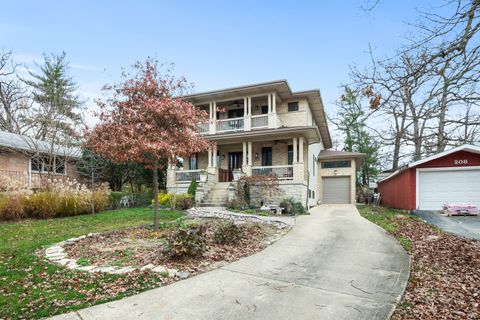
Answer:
[
  {"xmin": 167, "ymin": 268, "xmax": 178, "ymax": 277},
  {"xmin": 152, "ymin": 266, "xmax": 168, "ymax": 273},
  {"xmin": 110, "ymin": 266, "xmax": 136, "ymax": 274},
  {"xmin": 76, "ymin": 266, "xmax": 97, "ymax": 272},
  {"xmin": 94, "ymin": 266, "xmax": 116, "ymax": 273},
  {"xmin": 57, "ymin": 259, "xmax": 76, "ymax": 266},
  {"xmin": 177, "ymin": 271, "xmax": 191, "ymax": 279},
  {"xmin": 140, "ymin": 264, "xmax": 155, "ymax": 271}
]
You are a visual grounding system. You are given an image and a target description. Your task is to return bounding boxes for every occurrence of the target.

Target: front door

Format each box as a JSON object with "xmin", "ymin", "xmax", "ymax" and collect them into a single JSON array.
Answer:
[{"xmin": 228, "ymin": 152, "xmax": 243, "ymax": 181}]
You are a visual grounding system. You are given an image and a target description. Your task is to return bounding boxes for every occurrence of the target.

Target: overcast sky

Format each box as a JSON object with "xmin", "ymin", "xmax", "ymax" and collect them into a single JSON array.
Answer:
[{"xmin": 1, "ymin": 0, "xmax": 439, "ymax": 126}]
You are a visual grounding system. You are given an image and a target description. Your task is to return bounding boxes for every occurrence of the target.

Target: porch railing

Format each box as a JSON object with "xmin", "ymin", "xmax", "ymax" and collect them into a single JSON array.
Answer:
[
  {"xmin": 251, "ymin": 115, "xmax": 268, "ymax": 128},
  {"xmin": 196, "ymin": 123, "xmax": 209, "ymax": 134},
  {"xmin": 216, "ymin": 117, "xmax": 244, "ymax": 132},
  {"xmin": 176, "ymin": 170, "xmax": 201, "ymax": 182},
  {"xmin": 251, "ymin": 165, "xmax": 293, "ymax": 180}
]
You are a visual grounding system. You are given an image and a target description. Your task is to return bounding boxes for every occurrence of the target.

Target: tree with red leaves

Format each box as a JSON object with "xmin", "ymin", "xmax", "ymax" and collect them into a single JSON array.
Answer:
[{"xmin": 87, "ymin": 58, "xmax": 209, "ymax": 230}]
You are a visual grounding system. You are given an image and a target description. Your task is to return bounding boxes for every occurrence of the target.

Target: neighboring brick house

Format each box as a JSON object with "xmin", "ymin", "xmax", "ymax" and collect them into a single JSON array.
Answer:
[
  {"xmin": 0, "ymin": 130, "xmax": 81, "ymax": 188},
  {"xmin": 167, "ymin": 80, "xmax": 364, "ymax": 207}
]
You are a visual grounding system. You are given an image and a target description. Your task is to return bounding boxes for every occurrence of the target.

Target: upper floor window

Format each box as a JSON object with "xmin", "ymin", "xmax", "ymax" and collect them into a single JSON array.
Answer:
[
  {"xmin": 31, "ymin": 157, "xmax": 66, "ymax": 175},
  {"xmin": 288, "ymin": 101, "xmax": 299, "ymax": 112},
  {"xmin": 321, "ymin": 160, "xmax": 351, "ymax": 169}
]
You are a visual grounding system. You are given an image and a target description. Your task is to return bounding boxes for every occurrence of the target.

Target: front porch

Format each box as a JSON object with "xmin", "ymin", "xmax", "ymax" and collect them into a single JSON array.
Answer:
[{"xmin": 167, "ymin": 136, "xmax": 307, "ymax": 192}]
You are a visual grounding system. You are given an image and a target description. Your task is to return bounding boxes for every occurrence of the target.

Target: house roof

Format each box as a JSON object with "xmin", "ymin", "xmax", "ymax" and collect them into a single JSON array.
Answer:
[
  {"xmin": 183, "ymin": 80, "xmax": 332, "ymax": 149},
  {"xmin": 0, "ymin": 130, "xmax": 81, "ymax": 158},
  {"xmin": 317, "ymin": 150, "xmax": 366, "ymax": 168},
  {"xmin": 379, "ymin": 144, "xmax": 480, "ymax": 183}
]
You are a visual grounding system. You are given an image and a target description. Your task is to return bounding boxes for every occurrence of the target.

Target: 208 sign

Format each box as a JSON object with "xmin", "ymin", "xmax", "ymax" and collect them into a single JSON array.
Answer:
[{"xmin": 454, "ymin": 159, "xmax": 468, "ymax": 165}]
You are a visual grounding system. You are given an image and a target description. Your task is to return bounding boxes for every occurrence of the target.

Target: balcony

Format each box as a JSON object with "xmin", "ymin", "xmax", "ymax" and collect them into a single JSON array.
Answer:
[
  {"xmin": 197, "ymin": 113, "xmax": 281, "ymax": 135},
  {"xmin": 216, "ymin": 117, "xmax": 244, "ymax": 133},
  {"xmin": 251, "ymin": 114, "xmax": 268, "ymax": 128}
]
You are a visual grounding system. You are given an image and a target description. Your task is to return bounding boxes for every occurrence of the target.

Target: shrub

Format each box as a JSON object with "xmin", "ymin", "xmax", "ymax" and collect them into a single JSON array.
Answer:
[
  {"xmin": 280, "ymin": 197, "xmax": 307, "ymax": 215},
  {"xmin": 152, "ymin": 193, "xmax": 172, "ymax": 206},
  {"xmin": 214, "ymin": 222, "xmax": 244, "ymax": 244},
  {"xmin": 187, "ymin": 179, "xmax": 198, "ymax": 197},
  {"xmin": 170, "ymin": 193, "xmax": 194, "ymax": 210},
  {"xmin": 164, "ymin": 225, "xmax": 207, "ymax": 258}
]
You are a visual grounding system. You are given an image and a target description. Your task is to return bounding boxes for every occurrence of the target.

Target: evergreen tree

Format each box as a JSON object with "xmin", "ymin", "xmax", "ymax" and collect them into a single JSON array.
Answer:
[
  {"xmin": 25, "ymin": 52, "xmax": 83, "ymax": 142},
  {"xmin": 335, "ymin": 87, "xmax": 379, "ymax": 185}
]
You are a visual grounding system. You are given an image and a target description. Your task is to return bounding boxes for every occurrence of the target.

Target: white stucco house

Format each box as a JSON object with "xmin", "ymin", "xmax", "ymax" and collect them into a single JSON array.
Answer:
[{"xmin": 167, "ymin": 80, "xmax": 363, "ymax": 207}]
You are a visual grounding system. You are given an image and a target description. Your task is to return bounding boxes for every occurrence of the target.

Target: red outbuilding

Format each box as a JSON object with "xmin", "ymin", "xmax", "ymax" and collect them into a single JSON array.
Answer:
[{"xmin": 378, "ymin": 144, "xmax": 480, "ymax": 210}]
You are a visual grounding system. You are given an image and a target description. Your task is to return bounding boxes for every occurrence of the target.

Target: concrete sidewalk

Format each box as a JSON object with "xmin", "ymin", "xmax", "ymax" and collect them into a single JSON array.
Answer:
[{"xmin": 50, "ymin": 205, "xmax": 409, "ymax": 320}]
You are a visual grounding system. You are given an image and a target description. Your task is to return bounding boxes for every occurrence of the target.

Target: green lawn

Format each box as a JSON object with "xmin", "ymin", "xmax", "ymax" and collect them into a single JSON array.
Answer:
[
  {"xmin": 0, "ymin": 207, "xmax": 184, "ymax": 319},
  {"xmin": 356, "ymin": 204, "xmax": 413, "ymax": 251}
]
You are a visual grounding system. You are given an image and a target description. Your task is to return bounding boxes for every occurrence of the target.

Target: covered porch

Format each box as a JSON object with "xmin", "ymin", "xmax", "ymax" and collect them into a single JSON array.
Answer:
[{"xmin": 167, "ymin": 135, "xmax": 308, "ymax": 191}]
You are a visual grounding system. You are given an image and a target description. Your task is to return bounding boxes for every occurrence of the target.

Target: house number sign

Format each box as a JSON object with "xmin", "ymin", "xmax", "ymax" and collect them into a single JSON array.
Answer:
[{"xmin": 454, "ymin": 159, "xmax": 468, "ymax": 165}]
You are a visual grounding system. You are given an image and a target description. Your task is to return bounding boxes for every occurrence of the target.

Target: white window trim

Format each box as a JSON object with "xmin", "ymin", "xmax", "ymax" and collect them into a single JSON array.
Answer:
[
  {"xmin": 30, "ymin": 157, "xmax": 68, "ymax": 176},
  {"xmin": 415, "ymin": 166, "xmax": 480, "ymax": 209}
]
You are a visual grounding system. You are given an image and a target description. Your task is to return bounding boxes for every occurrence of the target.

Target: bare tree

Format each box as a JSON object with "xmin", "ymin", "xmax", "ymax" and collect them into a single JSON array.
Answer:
[{"xmin": 0, "ymin": 50, "xmax": 31, "ymax": 133}]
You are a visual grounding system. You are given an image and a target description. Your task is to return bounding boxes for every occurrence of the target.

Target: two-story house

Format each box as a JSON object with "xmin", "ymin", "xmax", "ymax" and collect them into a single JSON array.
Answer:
[{"xmin": 167, "ymin": 80, "xmax": 361, "ymax": 207}]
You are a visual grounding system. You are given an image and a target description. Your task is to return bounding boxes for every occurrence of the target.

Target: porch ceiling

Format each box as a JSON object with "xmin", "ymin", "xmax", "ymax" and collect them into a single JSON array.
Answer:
[{"xmin": 207, "ymin": 127, "xmax": 320, "ymax": 145}]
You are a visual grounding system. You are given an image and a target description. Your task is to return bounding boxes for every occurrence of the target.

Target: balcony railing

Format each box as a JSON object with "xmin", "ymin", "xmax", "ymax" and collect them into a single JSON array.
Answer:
[
  {"xmin": 196, "ymin": 123, "xmax": 209, "ymax": 134},
  {"xmin": 216, "ymin": 117, "xmax": 244, "ymax": 132},
  {"xmin": 251, "ymin": 165, "xmax": 293, "ymax": 180},
  {"xmin": 251, "ymin": 115, "xmax": 268, "ymax": 128},
  {"xmin": 176, "ymin": 170, "xmax": 202, "ymax": 182}
]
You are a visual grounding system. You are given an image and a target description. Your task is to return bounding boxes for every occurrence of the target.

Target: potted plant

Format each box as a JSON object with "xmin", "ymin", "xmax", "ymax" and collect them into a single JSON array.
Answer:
[{"xmin": 199, "ymin": 170, "xmax": 208, "ymax": 182}]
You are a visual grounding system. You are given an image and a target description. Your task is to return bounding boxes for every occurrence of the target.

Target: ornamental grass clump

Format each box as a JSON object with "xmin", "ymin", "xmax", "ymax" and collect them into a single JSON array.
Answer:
[{"xmin": 0, "ymin": 177, "xmax": 110, "ymax": 221}]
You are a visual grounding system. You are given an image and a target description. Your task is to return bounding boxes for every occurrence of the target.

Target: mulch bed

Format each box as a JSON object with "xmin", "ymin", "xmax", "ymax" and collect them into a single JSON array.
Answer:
[
  {"xmin": 64, "ymin": 218, "xmax": 284, "ymax": 273},
  {"xmin": 391, "ymin": 217, "xmax": 480, "ymax": 319}
]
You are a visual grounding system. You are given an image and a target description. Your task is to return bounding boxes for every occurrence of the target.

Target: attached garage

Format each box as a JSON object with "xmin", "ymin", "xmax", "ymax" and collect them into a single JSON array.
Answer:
[
  {"xmin": 317, "ymin": 150, "xmax": 365, "ymax": 204},
  {"xmin": 322, "ymin": 176, "xmax": 351, "ymax": 204},
  {"xmin": 378, "ymin": 144, "xmax": 480, "ymax": 210}
]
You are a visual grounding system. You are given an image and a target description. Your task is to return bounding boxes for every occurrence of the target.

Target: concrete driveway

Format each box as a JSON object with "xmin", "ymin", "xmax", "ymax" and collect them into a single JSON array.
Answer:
[
  {"xmin": 50, "ymin": 205, "xmax": 409, "ymax": 320},
  {"xmin": 412, "ymin": 210, "xmax": 480, "ymax": 241}
]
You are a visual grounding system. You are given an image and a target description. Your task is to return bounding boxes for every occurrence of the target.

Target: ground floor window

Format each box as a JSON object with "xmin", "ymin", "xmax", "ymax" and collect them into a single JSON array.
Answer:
[{"xmin": 31, "ymin": 156, "xmax": 66, "ymax": 175}]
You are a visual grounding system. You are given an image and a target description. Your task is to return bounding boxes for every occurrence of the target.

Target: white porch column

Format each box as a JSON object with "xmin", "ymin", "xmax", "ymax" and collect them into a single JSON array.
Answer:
[
  {"xmin": 299, "ymin": 136, "xmax": 304, "ymax": 163},
  {"xmin": 212, "ymin": 144, "xmax": 217, "ymax": 167},
  {"xmin": 272, "ymin": 93, "xmax": 276, "ymax": 113},
  {"xmin": 209, "ymin": 102, "xmax": 216, "ymax": 134},
  {"xmin": 268, "ymin": 94, "xmax": 272, "ymax": 113},
  {"xmin": 248, "ymin": 141, "xmax": 253, "ymax": 166},
  {"xmin": 293, "ymin": 137, "xmax": 298, "ymax": 163},
  {"xmin": 244, "ymin": 96, "xmax": 251, "ymax": 131},
  {"xmin": 242, "ymin": 142, "xmax": 247, "ymax": 165},
  {"xmin": 212, "ymin": 102, "xmax": 217, "ymax": 120},
  {"xmin": 208, "ymin": 147, "xmax": 212, "ymax": 167}
]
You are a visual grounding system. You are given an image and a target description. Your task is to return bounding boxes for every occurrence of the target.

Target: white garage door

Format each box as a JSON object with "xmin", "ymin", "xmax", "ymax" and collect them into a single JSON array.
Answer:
[
  {"xmin": 418, "ymin": 169, "xmax": 480, "ymax": 210},
  {"xmin": 322, "ymin": 176, "xmax": 351, "ymax": 204}
]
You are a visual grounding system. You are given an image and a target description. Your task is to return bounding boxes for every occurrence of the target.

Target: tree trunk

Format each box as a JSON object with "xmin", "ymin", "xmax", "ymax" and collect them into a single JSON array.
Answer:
[
  {"xmin": 152, "ymin": 159, "xmax": 159, "ymax": 231},
  {"xmin": 91, "ymin": 170, "xmax": 95, "ymax": 215}
]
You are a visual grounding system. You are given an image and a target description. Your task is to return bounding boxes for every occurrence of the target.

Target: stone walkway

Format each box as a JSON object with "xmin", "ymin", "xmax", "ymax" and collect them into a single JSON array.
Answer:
[{"xmin": 49, "ymin": 205, "xmax": 409, "ymax": 320}]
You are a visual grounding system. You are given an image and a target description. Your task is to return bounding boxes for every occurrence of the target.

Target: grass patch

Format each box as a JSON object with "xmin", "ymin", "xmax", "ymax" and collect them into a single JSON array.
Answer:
[
  {"xmin": 356, "ymin": 205, "xmax": 412, "ymax": 251},
  {"xmin": 0, "ymin": 207, "xmax": 183, "ymax": 319}
]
